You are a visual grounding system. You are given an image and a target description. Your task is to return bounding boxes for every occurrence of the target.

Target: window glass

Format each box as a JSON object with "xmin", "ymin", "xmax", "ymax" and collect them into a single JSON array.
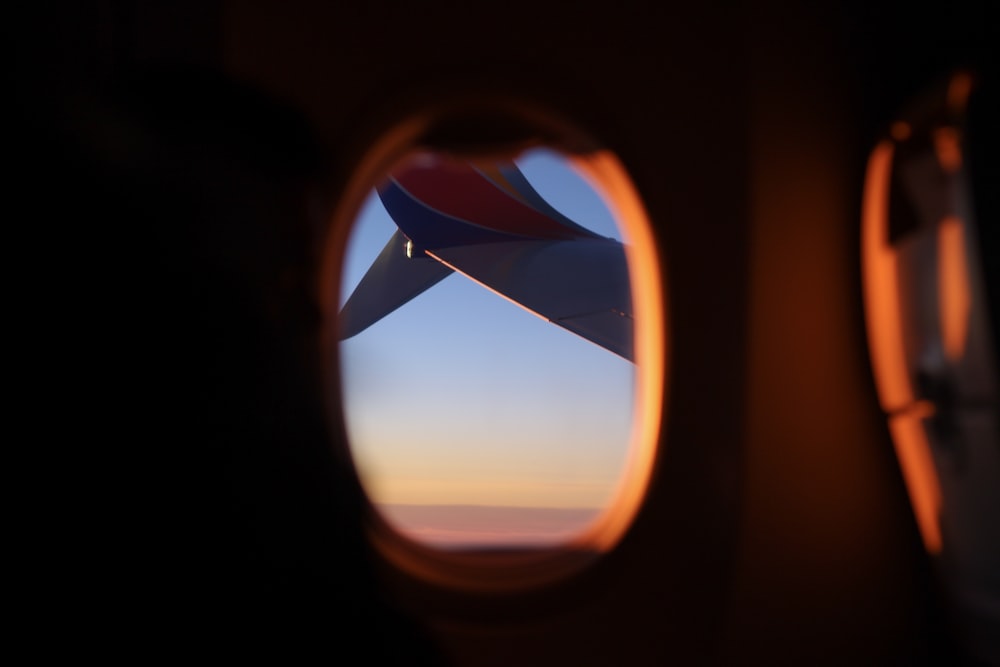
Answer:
[{"xmin": 338, "ymin": 147, "xmax": 637, "ymax": 550}]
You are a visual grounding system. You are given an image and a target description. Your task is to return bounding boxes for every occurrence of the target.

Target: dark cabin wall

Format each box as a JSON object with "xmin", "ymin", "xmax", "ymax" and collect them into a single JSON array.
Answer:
[{"xmin": 721, "ymin": 2, "xmax": 945, "ymax": 663}]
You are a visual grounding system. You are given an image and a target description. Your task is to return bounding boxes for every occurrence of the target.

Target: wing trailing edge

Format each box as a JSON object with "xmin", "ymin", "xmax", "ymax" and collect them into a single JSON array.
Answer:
[{"xmin": 430, "ymin": 239, "xmax": 634, "ymax": 361}]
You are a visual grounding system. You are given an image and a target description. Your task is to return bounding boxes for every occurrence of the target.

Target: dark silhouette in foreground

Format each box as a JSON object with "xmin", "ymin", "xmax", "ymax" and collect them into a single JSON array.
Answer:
[{"xmin": 24, "ymin": 65, "xmax": 443, "ymax": 661}]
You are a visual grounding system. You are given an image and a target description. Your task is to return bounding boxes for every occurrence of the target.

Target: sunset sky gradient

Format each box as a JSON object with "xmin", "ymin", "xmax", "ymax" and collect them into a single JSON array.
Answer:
[{"xmin": 338, "ymin": 149, "xmax": 635, "ymax": 547}]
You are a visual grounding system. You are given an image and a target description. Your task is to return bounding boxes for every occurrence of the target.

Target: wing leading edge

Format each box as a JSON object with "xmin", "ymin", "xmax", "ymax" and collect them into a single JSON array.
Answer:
[{"xmin": 338, "ymin": 157, "xmax": 634, "ymax": 362}]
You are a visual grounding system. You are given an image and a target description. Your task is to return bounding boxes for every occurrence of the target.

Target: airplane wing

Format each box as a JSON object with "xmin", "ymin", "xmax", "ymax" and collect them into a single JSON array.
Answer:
[
  {"xmin": 338, "ymin": 156, "xmax": 634, "ymax": 362},
  {"xmin": 428, "ymin": 240, "xmax": 633, "ymax": 361}
]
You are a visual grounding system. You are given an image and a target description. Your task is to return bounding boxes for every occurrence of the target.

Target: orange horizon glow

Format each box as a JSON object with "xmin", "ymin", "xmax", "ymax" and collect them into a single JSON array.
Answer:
[{"xmin": 376, "ymin": 503, "xmax": 602, "ymax": 549}]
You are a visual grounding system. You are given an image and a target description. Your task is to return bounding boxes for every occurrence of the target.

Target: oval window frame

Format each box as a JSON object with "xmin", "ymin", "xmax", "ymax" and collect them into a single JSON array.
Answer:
[{"xmin": 320, "ymin": 95, "xmax": 668, "ymax": 592}]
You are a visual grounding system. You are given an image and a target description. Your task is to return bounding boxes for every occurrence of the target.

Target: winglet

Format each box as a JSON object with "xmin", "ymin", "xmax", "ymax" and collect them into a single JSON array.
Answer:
[{"xmin": 338, "ymin": 229, "xmax": 453, "ymax": 340}]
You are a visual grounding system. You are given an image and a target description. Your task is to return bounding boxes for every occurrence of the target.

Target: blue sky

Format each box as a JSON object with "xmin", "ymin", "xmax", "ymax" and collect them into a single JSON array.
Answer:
[{"xmin": 337, "ymin": 148, "xmax": 635, "ymax": 515}]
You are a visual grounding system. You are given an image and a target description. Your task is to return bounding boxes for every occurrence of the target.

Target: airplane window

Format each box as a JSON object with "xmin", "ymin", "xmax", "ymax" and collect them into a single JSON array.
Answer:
[
  {"xmin": 336, "ymin": 145, "xmax": 661, "ymax": 559},
  {"xmin": 862, "ymin": 73, "xmax": 999, "ymax": 659},
  {"xmin": 862, "ymin": 72, "xmax": 997, "ymax": 554}
]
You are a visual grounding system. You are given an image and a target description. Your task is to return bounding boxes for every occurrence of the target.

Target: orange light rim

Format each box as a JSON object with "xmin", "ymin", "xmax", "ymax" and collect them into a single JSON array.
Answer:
[{"xmin": 322, "ymin": 101, "xmax": 668, "ymax": 592}]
